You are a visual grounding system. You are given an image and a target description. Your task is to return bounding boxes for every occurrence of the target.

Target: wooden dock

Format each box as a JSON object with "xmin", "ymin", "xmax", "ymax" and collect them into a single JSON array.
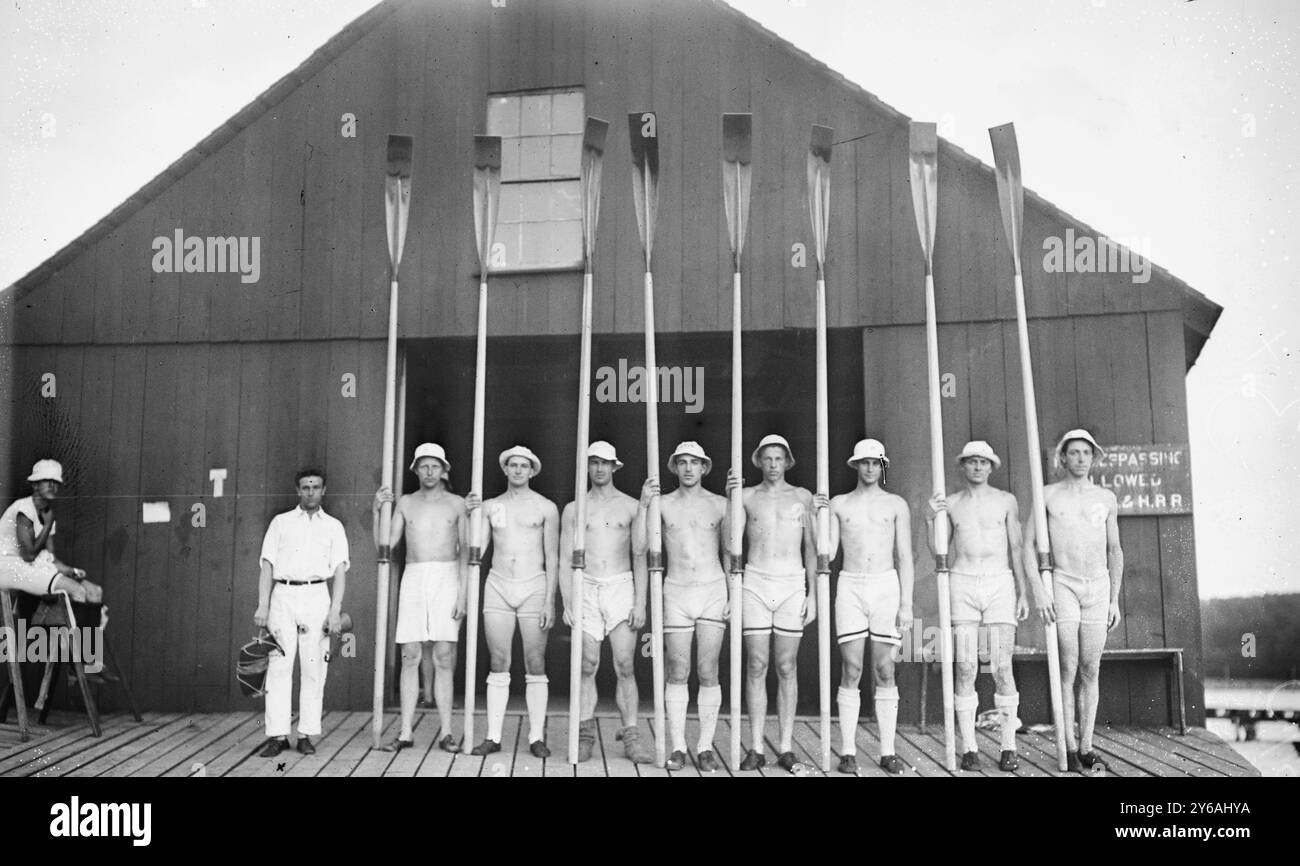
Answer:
[{"xmin": 0, "ymin": 709, "xmax": 1258, "ymax": 778}]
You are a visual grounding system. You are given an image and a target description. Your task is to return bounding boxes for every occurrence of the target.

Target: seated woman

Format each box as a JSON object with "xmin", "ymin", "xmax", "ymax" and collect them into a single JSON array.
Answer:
[{"xmin": 0, "ymin": 460, "xmax": 104, "ymax": 605}]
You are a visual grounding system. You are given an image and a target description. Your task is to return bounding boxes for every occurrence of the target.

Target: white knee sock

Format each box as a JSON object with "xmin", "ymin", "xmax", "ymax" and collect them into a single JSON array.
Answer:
[
  {"xmin": 995, "ymin": 691, "xmax": 1019, "ymax": 752},
  {"xmin": 665, "ymin": 682, "xmax": 689, "ymax": 753},
  {"xmin": 875, "ymin": 686, "xmax": 900, "ymax": 758},
  {"xmin": 955, "ymin": 692, "xmax": 979, "ymax": 753},
  {"xmin": 837, "ymin": 686, "xmax": 860, "ymax": 756},
  {"xmin": 525, "ymin": 674, "xmax": 548, "ymax": 743},
  {"xmin": 696, "ymin": 685, "xmax": 722, "ymax": 753},
  {"xmin": 486, "ymin": 671, "xmax": 510, "ymax": 742}
]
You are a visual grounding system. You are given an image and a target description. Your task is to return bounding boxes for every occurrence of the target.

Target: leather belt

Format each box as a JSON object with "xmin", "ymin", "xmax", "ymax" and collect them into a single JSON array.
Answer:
[{"xmin": 274, "ymin": 578, "xmax": 327, "ymax": 585}]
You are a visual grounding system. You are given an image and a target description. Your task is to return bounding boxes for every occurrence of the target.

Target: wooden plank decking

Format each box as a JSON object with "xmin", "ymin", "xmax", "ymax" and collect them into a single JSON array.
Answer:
[{"xmin": 0, "ymin": 709, "xmax": 1259, "ymax": 778}]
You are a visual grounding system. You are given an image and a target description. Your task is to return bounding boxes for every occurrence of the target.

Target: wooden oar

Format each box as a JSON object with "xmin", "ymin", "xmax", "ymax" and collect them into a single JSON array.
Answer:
[
  {"xmin": 569, "ymin": 116, "xmax": 609, "ymax": 764},
  {"xmin": 629, "ymin": 110, "xmax": 666, "ymax": 768},
  {"xmin": 464, "ymin": 134, "xmax": 502, "ymax": 753},
  {"xmin": 989, "ymin": 122, "xmax": 1068, "ymax": 772},
  {"xmin": 373, "ymin": 133, "xmax": 412, "ymax": 749},
  {"xmin": 806, "ymin": 123, "xmax": 834, "ymax": 773},
  {"xmin": 722, "ymin": 112, "xmax": 752, "ymax": 772},
  {"xmin": 908, "ymin": 121, "xmax": 957, "ymax": 772}
]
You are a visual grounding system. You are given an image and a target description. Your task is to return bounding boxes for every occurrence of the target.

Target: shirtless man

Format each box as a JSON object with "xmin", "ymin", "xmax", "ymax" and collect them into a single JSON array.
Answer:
[
  {"xmin": 373, "ymin": 443, "xmax": 468, "ymax": 752},
  {"xmin": 814, "ymin": 439, "xmax": 914, "ymax": 775},
  {"xmin": 725, "ymin": 434, "xmax": 816, "ymax": 773},
  {"xmin": 560, "ymin": 441, "xmax": 652, "ymax": 764},
  {"xmin": 637, "ymin": 442, "xmax": 729, "ymax": 772},
  {"xmin": 927, "ymin": 440, "xmax": 1029, "ymax": 772},
  {"xmin": 1025, "ymin": 428, "xmax": 1123, "ymax": 774},
  {"xmin": 466, "ymin": 445, "xmax": 559, "ymax": 758}
]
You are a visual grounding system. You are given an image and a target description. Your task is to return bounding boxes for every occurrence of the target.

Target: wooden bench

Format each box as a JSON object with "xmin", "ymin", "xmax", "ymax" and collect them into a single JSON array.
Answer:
[{"xmin": 920, "ymin": 646, "xmax": 1187, "ymax": 734}]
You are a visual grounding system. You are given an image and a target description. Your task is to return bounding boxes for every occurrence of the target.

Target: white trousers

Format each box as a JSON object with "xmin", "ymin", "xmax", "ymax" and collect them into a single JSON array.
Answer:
[{"xmin": 265, "ymin": 583, "xmax": 331, "ymax": 738}]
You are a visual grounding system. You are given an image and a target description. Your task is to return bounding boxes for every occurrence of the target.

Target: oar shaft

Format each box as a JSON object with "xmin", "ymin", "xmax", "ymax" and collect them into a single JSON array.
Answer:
[
  {"xmin": 1012, "ymin": 270, "xmax": 1068, "ymax": 771},
  {"xmin": 923, "ymin": 270, "xmax": 957, "ymax": 770},
  {"xmin": 643, "ymin": 268, "xmax": 665, "ymax": 766},
  {"xmin": 814, "ymin": 273, "xmax": 832, "ymax": 771},
  {"xmin": 372, "ymin": 276, "xmax": 400, "ymax": 749},
  {"xmin": 463, "ymin": 275, "xmax": 489, "ymax": 752},
  {"xmin": 569, "ymin": 270, "xmax": 594, "ymax": 763},
  {"xmin": 729, "ymin": 267, "xmax": 744, "ymax": 770}
]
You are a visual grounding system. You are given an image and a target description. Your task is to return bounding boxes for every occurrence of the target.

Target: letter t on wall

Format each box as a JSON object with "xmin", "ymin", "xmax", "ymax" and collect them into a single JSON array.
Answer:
[{"xmin": 209, "ymin": 468, "xmax": 228, "ymax": 498}]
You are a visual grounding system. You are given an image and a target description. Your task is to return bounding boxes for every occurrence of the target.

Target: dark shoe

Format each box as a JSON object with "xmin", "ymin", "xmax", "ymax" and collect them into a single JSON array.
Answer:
[
  {"xmin": 697, "ymin": 750, "xmax": 720, "ymax": 772},
  {"xmin": 776, "ymin": 751, "xmax": 798, "ymax": 772},
  {"xmin": 1066, "ymin": 750, "xmax": 1082, "ymax": 773},
  {"xmin": 437, "ymin": 734, "xmax": 458, "ymax": 753},
  {"xmin": 880, "ymin": 754, "xmax": 908, "ymax": 775},
  {"xmin": 739, "ymin": 749, "xmax": 766, "ymax": 771},
  {"xmin": 1078, "ymin": 750, "xmax": 1106, "ymax": 775},
  {"xmin": 960, "ymin": 750, "xmax": 980, "ymax": 771},
  {"xmin": 619, "ymin": 725, "xmax": 653, "ymax": 764},
  {"xmin": 296, "ymin": 736, "xmax": 316, "ymax": 756},
  {"xmin": 837, "ymin": 754, "xmax": 859, "ymax": 775},
  {"xmin": 664, "ymin": 749, "xmax": 688, "ymax": 770},
  {"xmin": 576, "ymin": 719, "xmax": 597, "ymax": 763},
  {"xmin": 380, "ymin": 737, "xmax": 414, "ymax": 753},
  {"xmin": 471, "ymin": 739, "xmax": 501, "ymax": 756},
  {"xmin": 417, "ymin": 698, "xmax": 436, "ymax": 709},
  {"xmin": 999, "ymin": 750, "xmax": 1019, "ymax": 772},
  {"xmin": 258, "ymin": 737, "xmax": 290, "ymax": 758},
  {"xmin": 529, "ymin": 739, "xmax": 551, "ymax": 759}
]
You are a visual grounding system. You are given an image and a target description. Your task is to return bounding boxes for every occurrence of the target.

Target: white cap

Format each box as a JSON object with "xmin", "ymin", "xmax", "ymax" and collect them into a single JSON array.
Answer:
[
  {"xmin": 956, "ymin": 440, "xmax": 1001, "ymax": 468},
  {"xmin": 1056, "ymin": 428, "xmax": 1104, "ymax": 462},
  {"xmin": 28, "ymin": 459, "xmax": 64, "ymax": 484},
  {"xmin": 499, "ymin": 445, "xmax": 541, "ymax": 477},
  {"xmin": 587, "ymin": 440, "xmax": 624, "ymax": 470},
  {"xmin": 668, "ymin": 441, "xmax": 712, "ymax": 475},
  {"xmin": 751, "ymin": 434, "xmax": 795, "ymax": 469},
  {"xmin": 409, "ymin": 442, "xmax": 450, "ymax": 472},
  {"xmin": 847, "ymin": 438, "xmax": 890, "ymax": 468}
]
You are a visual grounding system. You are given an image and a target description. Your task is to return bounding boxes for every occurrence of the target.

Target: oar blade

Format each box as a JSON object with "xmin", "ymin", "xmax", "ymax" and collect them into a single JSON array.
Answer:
[
  {"xmin": 988, "ymin": 122, "xmax": 1024, "ymax": 262},
  {"xmin": 628, "ymin": 111, "xmax": 660, "ymax": 265},
  {"xmin": 385, "ymin": 134, "xmax": 414, "ymax": 272},
  {"xmin": 472, "ymin": 134, "xmax": 502, "ymax": 272},
  {"xmin": 722, "ymin": 112, "xmax": 753, "ymax": 261},
  {"xmin": 580, "ymin": 116, "xmax": 610, "ymax": 266},
  {"xmin": 806, "ymin": 124, "xmax": 833, "ymax": 267},
  {"xmin": 908, "ymin": 121, "xmax": 938, "ymax": 268}
]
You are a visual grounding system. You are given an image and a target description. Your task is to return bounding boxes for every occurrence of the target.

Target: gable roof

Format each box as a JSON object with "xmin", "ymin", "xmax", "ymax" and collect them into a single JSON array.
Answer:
[{"xmin": 5, "ymin": 0, "xmax": 1221, "ymax": 365}]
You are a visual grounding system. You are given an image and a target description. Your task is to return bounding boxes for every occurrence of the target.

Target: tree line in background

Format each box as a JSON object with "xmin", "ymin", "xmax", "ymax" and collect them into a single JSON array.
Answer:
[{"xmin": 1201, "ymin": 594, "xmax": 1300, "ymax": 681}]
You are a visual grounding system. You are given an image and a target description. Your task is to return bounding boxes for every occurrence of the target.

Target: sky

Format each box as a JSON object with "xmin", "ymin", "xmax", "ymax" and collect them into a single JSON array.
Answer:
[{"xmin": 2, "ymin": 0, "xmax": 1297, "ymax": 598}]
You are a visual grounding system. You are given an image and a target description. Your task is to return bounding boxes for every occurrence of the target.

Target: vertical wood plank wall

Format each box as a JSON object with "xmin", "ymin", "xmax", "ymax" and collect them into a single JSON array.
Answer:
[{"xmin": 3, "ymin": 0, "xmax": 1206, "ymax": 719}]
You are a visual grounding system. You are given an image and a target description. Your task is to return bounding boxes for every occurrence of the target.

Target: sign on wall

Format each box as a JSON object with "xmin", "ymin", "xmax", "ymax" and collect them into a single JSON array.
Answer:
[{"xmin": 1046, "ymin": 443, "xmax": 1192, "ymax": 516}]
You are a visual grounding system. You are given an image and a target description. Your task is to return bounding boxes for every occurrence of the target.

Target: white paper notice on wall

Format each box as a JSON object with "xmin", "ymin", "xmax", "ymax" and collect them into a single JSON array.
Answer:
[{"xmin": 142, "ymin": 502, "xmax": 172, "ymax": 524}]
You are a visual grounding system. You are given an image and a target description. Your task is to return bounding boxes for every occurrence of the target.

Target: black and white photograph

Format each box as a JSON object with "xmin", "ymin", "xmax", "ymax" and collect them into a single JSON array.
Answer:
[{"xmin": 1, "ymin": 0, "xmax": 1295, "ymax": 846}]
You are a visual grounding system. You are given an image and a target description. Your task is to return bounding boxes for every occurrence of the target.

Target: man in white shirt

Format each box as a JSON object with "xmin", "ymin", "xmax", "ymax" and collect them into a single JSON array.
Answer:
[{"xmin": 254, "ymin": 468, "xmax": 350, "ymax": 758}]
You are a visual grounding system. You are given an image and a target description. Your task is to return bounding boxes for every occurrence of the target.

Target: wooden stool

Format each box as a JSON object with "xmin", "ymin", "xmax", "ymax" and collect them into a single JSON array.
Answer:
[
  {"xmin": 0, "ymin": 591, "xmax": 31, "ymax": 741},
  {"xmin": 0, "ymin": 591, "xmax": 141, "ymax": 736}
]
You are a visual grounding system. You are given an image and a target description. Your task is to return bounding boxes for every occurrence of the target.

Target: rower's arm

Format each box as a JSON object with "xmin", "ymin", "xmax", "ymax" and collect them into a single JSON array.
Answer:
[
  {"xmin": 632, "ymin": 502, "xmax": 648, "ymax": 611},
  {"xmin": 827, "ymin": 499, "xmax": 841, "ymax": 561},
  {"xmin": 802, "ymin": 493, "xmax": 817, "ymax": 589},
  {"xmin": 1005, "ymin": 494, "xmax": 1028, "ymax": 597},
  {"xmin": 456, "ymin": 505, "xmax": 470, "ymax": 602},
  {"xmin": 1105, "ymin": 496, "xmax": 1124, "ymax": 603},
  {"xmin": 543, "ymin": 503, "xmax": 560, "ymax": 603},
  {"xmin": 895, "ymin": 501, "xmax": 914, "ymax": 610},
  {"xmin": 558, "ymin": 503, "xmax": 575, "ymax": 609}
]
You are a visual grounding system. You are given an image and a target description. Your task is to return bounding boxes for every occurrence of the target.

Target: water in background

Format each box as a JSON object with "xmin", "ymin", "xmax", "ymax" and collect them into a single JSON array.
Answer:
[{"xmin": 1204, "ymin": 678, "xmax": 1300, "ymax": 777}]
